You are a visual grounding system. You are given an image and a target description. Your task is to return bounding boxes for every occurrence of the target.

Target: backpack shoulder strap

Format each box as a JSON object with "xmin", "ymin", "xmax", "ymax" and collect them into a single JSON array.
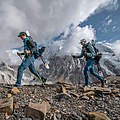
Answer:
[
  {"xmin": 26, "ymin": 39, "xmax": 36, "ymax": 48},
  {"xmin": 84, "ymin": 42, "xmax": 91, "ymax": 53},
  {"xmin": 92, "ymin": 43, "xmax": 99, "ymax": 53},
  {"xmin": 26, "ymin": 37, "xmax": 37, "ymax": 52}
]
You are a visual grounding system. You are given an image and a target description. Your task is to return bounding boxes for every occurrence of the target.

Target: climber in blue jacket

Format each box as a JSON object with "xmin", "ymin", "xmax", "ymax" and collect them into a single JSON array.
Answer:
[
  {"xmin": 14, "ymin": 32, "xmax": 46, "ymax": 88},
  {"xmin": 72, "ymin": 39, "xmax": 104, "ymax": 88}
]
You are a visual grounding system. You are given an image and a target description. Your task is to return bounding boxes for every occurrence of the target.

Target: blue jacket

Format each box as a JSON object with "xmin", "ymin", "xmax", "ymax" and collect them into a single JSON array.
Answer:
[
  {"xmin": 23, "ymin": 37, "xmax": 30, "ymax": 51},
  {"xmin": 23, "ymin": 37, "xmax": 36, "ymax": 57},
  {"xmin": 75, "ymin": 42, "xmax": 96, "ymax": 59}
]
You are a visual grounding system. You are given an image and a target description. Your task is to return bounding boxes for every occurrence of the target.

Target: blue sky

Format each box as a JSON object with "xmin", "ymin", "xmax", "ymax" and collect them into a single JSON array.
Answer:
[
  {"xmin": 52, "ymin": 0, "xmax": 120, "ymax": 43},
  {"xmin": 79, "ymin": 1, "xmax": 120, "ymax": 43}
]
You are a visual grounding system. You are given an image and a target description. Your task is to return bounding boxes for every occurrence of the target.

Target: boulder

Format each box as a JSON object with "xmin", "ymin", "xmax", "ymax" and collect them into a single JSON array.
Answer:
[
  {"xmin": 69, "ymin": 91, "xmax": 79, "ymax": 98},
  {"xmin": 111, "ymin": 89, "xmax": 120, "ymax": 94},
  {"xmin": 83, "ymin": 87, "xmax": 111, "ymax": 94},
  {"xmin": 54, "ymin": 93, "xmax": 71, "ymax": 102},
  {"xmin": 83, "ymin": 87, "xmax": 95, "ymax": 92},
  {"xmin": 94, "ymin": 87, "xmax": 111, "ymax": 94},
  {"xmin": 11, "ymin": 87, "xmax": 20, "ymax": 95},
  {"xmin": 82, "ymin": 111, "xmax": 111, "ymax": 120},
  {"xmin": 56, "ymin": 84, "xmax": 67, "ymax": 94},
  {"xmin": 25, "ymin": 101, "xmax": 51, "ymax": 120},
  {"xmin": 88, "ymin": 112, "xmax": 111, "ymax": 120},
  {"xmin": 83, "ymin": 91, "xmax": 95, "ymax": 96},
  {"xmin": 0, "ymin": 97, "xmax": 13, "ymax": 115},
  {"xmin": 82, "ymin": 96, "xmax": 89, "ymax": 100},
  {"xmin": 7, "ymin": 94, "xmax": 12, "ymax": 98}
]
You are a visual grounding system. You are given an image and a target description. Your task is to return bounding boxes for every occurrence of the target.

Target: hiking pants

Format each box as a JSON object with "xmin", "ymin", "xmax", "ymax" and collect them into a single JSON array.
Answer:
[
  {"xmin": 16, "ymin": 56, "xmax": 43, "ymax": 86},
  {"xmin": 84, "ymin": 59, "xmax": 104, "ymax": 85}
]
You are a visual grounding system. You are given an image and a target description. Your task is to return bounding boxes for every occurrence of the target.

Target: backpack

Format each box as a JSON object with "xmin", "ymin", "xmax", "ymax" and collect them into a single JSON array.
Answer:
[
  {"xmin": 85, "ymin": 42, "xmax": 102, "ymax": 63},
  {"xmin": 91, "ymin": 43, "xmax": 102, "ymax": 64},
  {"xmin": 94, "ymin": 53, "xmax": 102, "ymax": 64},
  {"xmin": 26, "ymin": 37, "xmax": 42, "ymax": 59}
]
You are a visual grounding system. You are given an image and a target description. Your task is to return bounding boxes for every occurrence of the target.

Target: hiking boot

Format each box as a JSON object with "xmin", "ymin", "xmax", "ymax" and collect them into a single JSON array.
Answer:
[
  {"xmin": 10, "ymin": 84, "xmax": 20, "ymax": 89},
  {"xmin": 14, "ymin": 84, "xmax": 20, "ymax": 88}
]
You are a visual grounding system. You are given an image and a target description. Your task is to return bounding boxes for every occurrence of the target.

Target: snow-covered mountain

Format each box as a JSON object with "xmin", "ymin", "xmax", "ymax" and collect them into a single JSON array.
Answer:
[{"xmin": 96, "ymin": 42, "xmax": 120, "ymax": 75}]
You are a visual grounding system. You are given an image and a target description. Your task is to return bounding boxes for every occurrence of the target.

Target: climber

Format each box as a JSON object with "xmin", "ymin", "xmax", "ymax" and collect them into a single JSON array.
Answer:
[
  {"xmin": 72, "ymin": 39, "xmax": 104, "ymax": 88},
  {"xmin": 14, "ymin": 32, "xmax": 47, "ymax": 88}
]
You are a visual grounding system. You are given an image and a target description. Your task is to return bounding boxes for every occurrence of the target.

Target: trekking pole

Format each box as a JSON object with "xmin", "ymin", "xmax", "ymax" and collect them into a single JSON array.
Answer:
[
  {"xmin": 29, "ymin": 58, "xmax": 46, "ymax": 88},
  {"xmin": 40, "ymin": 56, "xmax": 49, "ymax": 69}
]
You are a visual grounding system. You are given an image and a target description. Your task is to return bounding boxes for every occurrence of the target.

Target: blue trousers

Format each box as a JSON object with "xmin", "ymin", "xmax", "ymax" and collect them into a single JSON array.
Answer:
[
  {"xmin": 16, "ymin": 56, "xmax": 43, "ymax": 86},
  {"xmin": 84, "ymin": 59, "xmax": 104, "ymax": 85}
]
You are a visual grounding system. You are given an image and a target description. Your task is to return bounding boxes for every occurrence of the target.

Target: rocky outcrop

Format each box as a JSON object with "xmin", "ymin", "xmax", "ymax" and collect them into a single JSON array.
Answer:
[
  {"xmin": 82, "ymin": 111, "xmax": 111, "ymax": 120},
  {"xmin": 0, "ymin": 75, "xmax": 119, "ymax": 119}
]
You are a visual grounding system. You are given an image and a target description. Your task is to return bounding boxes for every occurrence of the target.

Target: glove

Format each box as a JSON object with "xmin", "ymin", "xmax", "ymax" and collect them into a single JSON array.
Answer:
[
  {"xmin": 24, "ymin": 50, "xmax": 31, "ymax": 56},
  {"xmin": 72, "ymin": 55, "xmax": 76, "ymax": 58},
  {"xmin": 24, "ymin": 50, "xmax": 31, "ymax": 54},
  {"xmin": 17, "ymin": 52, "xmax": 22, "ymax": 56},
  {"xmin": 45, "ymin": 63, "xmax": 50, "ymax": 69}
]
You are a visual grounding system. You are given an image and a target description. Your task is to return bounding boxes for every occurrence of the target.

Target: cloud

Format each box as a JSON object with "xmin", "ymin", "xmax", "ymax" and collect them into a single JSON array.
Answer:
[
  {"xmin": 102, "ymin": 0, "xmax": 118, "ymax": 10},
  {"xmin": 0, "ymin": 0, "xmax": 118, "ymax": 63},
  {"xmin": 112, "ymin": 40, "xmax": 120, "ymax": 56},
  {"xmin": 58, "ymin": 25, "xmax": 96, "ymax": 55}
]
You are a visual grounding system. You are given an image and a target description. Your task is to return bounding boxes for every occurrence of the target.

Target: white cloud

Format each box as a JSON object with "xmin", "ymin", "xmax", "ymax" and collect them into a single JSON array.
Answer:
[
  {"xmin": 103, "ymin": 0, "xmax": 118, "ymax": 10},
  {"xmin": 112, "ymin": 40, "xmax": 120, "ymax": 56},
  {"xmin": 95, "ymin": 0, "xmax": 118, "ymax": 13},
  {"xmin": 59, "ymin": 25, "xmax": 95, "ymax": 55},
  {"xmin": 0, "ymin": 0, "xmax": 118, "ymax": 63}
]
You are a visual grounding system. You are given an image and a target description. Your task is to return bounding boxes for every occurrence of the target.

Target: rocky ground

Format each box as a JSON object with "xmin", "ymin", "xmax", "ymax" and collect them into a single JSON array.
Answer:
[{"xmin": 0, "ymin": 75, "xmax": 120, "ymax": 120}]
